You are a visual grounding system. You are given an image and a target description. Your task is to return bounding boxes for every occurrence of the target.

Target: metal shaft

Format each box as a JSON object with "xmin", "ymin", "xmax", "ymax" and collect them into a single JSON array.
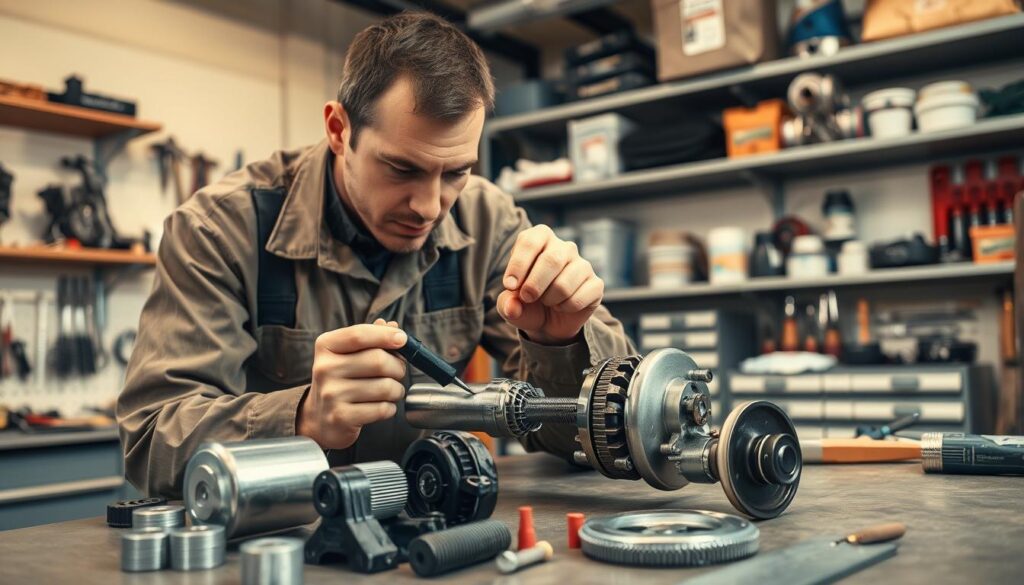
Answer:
[{"xmin": 523, "ymin": 397, "xmax": 578, "ymax": 424}]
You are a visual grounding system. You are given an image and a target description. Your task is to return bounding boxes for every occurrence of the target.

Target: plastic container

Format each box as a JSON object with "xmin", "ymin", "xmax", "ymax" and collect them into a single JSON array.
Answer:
[
  {"xmin": 580, "ymin": 218, "xmax": 635, "ymax": 289},
  {"xmin": 647, "ymin": 230, "xmax": 693, "ymax": 288},
  {"xmin": 837, "ymin": 240, "xmax": 869, "ymax": 275},
  {"xmin": 722, "ymin": 99, "xmax": 785, "ymax": 158},
  {"xmin": 749, "ymin": 232, "xmax": 783, "ymax": 278},
  {"xmin": 708, "ymin": 227, "xmax": 748, "ymax": 284},
  {"xmin": 918, "ymin": 80, "xmax": 973, "ymax": 102},
  {"xmin": 787, "ymin": 235, "xmax": 829, "ymax": 278},
  {"xmin": 822, "ymin": 189, "xmax": 856, "ymax": 241},
  {"xmin": 862, "ymin": 88, "xmax": 916, "ymax": 139},
  {"xmin": 915, "ymin": 91, "xmax": 979, "ymax": 133},
  {"xmin": 568, "ymin": 113, "xmax": 636, "ymax": 183}
]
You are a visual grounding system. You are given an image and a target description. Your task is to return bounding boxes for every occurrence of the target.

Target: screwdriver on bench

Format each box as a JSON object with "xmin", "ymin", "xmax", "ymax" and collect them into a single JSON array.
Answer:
[{"xmin": 395, "ymin": 330, "xmax": 477, "ymax": 394}]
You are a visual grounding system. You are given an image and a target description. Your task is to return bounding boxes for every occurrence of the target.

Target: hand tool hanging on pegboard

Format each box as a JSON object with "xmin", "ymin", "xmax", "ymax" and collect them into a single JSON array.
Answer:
[
  {"xmin": 152, "ymin": 137, "xmax": 187, "ymax": 205},
  {"xmin": 0, "ymin": 291, "xmax": 32, "ymax": 382},
  {"xmin": 189, "ymin": 152, "xmax": 218, "ymax": 195}
]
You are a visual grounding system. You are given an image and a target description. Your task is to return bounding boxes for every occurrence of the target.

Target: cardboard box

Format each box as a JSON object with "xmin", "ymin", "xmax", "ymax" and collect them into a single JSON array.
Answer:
[{"xmin": 651, "ymin": 0, "xmax": 778, "ymax": 82}]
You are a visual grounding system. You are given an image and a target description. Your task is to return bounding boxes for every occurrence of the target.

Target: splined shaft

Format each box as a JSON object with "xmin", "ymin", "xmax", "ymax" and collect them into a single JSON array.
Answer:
[{"xmin": 523, "ymin": 397, "xmax": 578, "ymax": 424}]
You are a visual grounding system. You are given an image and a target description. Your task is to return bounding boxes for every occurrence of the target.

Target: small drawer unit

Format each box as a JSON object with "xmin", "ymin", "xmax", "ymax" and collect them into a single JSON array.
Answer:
[
  {"xmin": 638, "ymin": 310, "xmax": 756, "ymax": 411},
  {"xmin": 726, "ymin": 364, "xmax": 995, "ymax": 438}
]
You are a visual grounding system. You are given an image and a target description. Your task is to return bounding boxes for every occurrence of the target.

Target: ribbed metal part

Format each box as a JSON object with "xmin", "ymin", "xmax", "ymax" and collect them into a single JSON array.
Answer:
[
  {"xmin": 579, "ymin": 510, "xmax": 759, "ymax": 567},
  {"xmin": 352, "ymin": 461, "xmax": 408, "ymax": 519},
  {"xmin": 121, "ymin": 528, "xmax": 169, "ymax": 572},
  {"xmin": 921, "ymin": 432, "xmax": 944, "ymax": 472},
  {"xmin": 590, "ymin": 357, "xmax": 642, "ymax": 480},
  {"xmin": 241, "ymin": 537, "xmax": 304, "ymax": 585},
  {"xmin": 132, "ymin": 505, "xmax": 185, "ymax": 530},
  {"xmin": 108, "ymin": 497, "xmax": 167, "ymax": 528},
  {"xmin": 169, "ymin": 525, "xmax": 226, "ymax": 571},
  {"xmin": 523, "ymin": 397, "xmax": 578, "ymax": 424},
  {"xmin": 408, "ymin": 519, "xmax": 512, "ymax": 577},
  {"xmin": 503, "ymin": 381, "xmax": 543, "ymax": 436}
]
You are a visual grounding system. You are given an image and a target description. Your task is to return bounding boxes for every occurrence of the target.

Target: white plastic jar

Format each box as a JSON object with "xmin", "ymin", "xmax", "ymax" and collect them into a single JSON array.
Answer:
[
  {"xmin": 915, "ymin": 81, "xmax": 979, "ymax": 132},
  {"xmin": 787, "ymin": 235, "xmax": 829, "ymax": 279},
  {"xmin": 837, "ymin": 240, "xmax": 869, "ymax": 275},
  {"xmin": 647, "ymin": 230, "xmax": 693, "ymax": 289},
  {"xmin": 863, "ymin": 87, "xmax": 916, "ymax": 139},
  {"xmin": 708, "ymin": 227, "xmax": 748, "ymax": 285}
]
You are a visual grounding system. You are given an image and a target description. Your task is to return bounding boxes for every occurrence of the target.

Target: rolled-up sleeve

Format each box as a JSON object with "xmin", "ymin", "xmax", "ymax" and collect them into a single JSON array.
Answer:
[{"xmin": 117, "ymin": 204, "xmax": 306, "ymax": 498}]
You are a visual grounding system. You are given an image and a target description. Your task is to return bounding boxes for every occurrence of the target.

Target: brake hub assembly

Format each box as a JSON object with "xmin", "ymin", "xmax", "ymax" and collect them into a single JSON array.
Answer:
[
  {"xmin": 578, "ymin": 510, "xmax": 759, "ymax": 567},
  {"xmin": 406, "ymin": 348, "xmax": 802, "ymax": 519}
]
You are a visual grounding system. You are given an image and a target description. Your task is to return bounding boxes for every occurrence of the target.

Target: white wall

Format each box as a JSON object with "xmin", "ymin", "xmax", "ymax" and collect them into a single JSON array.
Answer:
[{"xmin": 0, "ymin": 0, "xmax": 523, "ymax": 413}]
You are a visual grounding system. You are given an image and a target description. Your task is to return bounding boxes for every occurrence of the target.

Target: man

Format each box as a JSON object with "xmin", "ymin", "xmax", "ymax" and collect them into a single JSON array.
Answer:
[{"xmin": 118, "ymin": 11, "xmax": 633, "ymax": 498}]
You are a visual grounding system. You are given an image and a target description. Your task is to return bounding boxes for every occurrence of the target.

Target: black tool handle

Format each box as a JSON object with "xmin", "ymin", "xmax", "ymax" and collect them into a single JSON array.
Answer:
[
  {"xmin": 925, "ymin": 433, "xmax": 1024, "ymax": 475},
  {"xmin": 395, "ymin": 333, "xmax": 457, "ymax": 387}
]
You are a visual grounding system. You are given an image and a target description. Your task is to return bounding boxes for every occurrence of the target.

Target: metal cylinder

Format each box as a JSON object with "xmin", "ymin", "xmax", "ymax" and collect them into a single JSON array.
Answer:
[
  {"xmin": 523, "ymin": 397, "xmax": 578, "ymax": 424},
  {"xmin": 241, "ymin": 537, "xmax": 304, "ymax": 585},
  {"xmin": 408, "ymin": 519, "xmax": 512, "ymax": 577},
  {"xmin": 169, "ymin": 525, "xmax": 226, "ymax": 571},
  {"xmin": 496, "ymin": 540, "xmax": 553, "ymax": 574},
  {"xmin": 132, "ymin": 505, "xmax": 185, "ymax": 530},
  {"xmin": 184, "ymin": 436, "xmax": 328, "ymax": 538},
  {"xmin": 351, "ymin": 461, "xmax": 408, "ymax": 519},
  {"xmin": 406, "ymin": 380, "xmax": 544, "ymax": 437},
  {"xmin": 121, "ymin": 528, "xmax": 169, "ymax": 572}
]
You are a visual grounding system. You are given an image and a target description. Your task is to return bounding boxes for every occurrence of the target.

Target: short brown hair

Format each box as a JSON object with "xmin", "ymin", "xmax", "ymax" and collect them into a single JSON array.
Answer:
[{"xmin": 338, "ymin": 11, "xmax": 495, "ymax": 148}]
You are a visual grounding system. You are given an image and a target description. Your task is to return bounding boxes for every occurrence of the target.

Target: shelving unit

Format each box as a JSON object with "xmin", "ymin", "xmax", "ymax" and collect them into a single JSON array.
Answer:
[
  {"xmin": 0, "ymin": 246, "xmax": 156, "ymax": 268},
  {"xmin": 602, "ymin": 261, "xmax": 1014, "ymax": 305},
  {"xmin": 515, "ymin": 113, "xmax": 1024, "ymax": 206},
  {"xmin": 0, "ymin": 93, "xmax": 161, "ymax": 179}
]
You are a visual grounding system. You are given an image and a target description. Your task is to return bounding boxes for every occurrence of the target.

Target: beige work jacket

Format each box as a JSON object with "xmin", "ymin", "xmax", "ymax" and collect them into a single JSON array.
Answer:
[{"xmin": 117, "ymin": 140, "xmax": 634, "ymax": 497}]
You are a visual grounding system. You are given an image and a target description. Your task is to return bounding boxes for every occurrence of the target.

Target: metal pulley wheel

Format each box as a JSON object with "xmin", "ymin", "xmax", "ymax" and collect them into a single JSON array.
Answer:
[
  {"xmin": 717, "ymin": 401, "xmax": 802, "ymax": 519},
  {"xmin": 579, "ymin": 510, "xmax": 759, "ymax": 567},
  {"xmin": 401, "ymin": 431, "xmax": 498, "ymax": 526}
]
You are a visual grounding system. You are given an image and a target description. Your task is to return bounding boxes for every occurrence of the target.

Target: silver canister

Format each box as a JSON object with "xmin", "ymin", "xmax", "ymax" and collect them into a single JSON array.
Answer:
[
  {"xmin": 184, "ymin": 436, "xmax": 329, "ymax": 538},
  {"xmin": 132, "ymin": 505, "xmax": 185, "ymax": 530},
  {"xmin": 241, "ymin": 537, "xmax": 305, "ymax": 585},
  {"xmin": 121, "ymin": 527, "xmax": 169, "ymax": 572},
  {"xmin": 169, "ymin": 525, "xmax": 226, "ymax": 571}
]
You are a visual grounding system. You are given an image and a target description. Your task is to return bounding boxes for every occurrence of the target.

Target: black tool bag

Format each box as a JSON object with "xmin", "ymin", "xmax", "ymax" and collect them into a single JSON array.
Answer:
[{"xmin": 618, "ymin": 120, "xmax": 726, "ymax": 172}]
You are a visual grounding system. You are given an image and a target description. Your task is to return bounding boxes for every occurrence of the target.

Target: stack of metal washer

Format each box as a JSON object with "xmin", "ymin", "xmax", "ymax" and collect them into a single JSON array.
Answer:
[
  {"xmin": 121, "ymin": 528, "xmax": 170, "ymax": 572},
  {"xmin": 170, "ymin": 525, "xmax": 226, "ymax": 571},
  {"xmin": 132, "ymin": 505, "xmax": 185, "ymax": 530},
  {"xmin": 241, "ymin": 537, "xmax": 305, "ymax": 585}
]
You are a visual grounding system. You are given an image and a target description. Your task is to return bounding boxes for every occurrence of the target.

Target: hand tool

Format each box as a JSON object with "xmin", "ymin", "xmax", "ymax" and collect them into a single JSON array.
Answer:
[
  {"xmin": 800, "ymin": 437, "xmax": 922, "ymax": 464},
  {"xmin": 407, "ymin": 519, "xmax": 512, "ymax": 577},
  {"xmin": 855, "ymin": 411, "xmax": 920, "ymax": 439},
  {"xmin": 580, "ymin": 510, "xmax": 759, "ymax": 567},
  {"xmin": 922, "ymin": 432, "xmax": 1024, "ymax": 475},
  {"xmin": 151, "ymin": 137, "xmax": 187, "ymax": 205},
  {"xmin": 240, "ymin": 537, "xmax": 304, "ymax": 585},
  {"xmin": 34, "ymin": 291, "xmax": 47, "ymax": 389},
  {"xmin": 497, "ymin": 540, "xmax": 553, "ymax": 574},
  {"xmin": 684, "ymin": 523, "xmax": 904, "ymax": 585},
  {"xmin": 395, "ymin": 330, "xmax": 475, "ymax": 394},
  {"xmin": 407, "ymin": 348, "xmax": 803, "ymax": 519},
  {"xmin": 0, "ymin": 292, "xmax": 12, "ymax": 379},
  {"xmin": 189, "ymin": 152, "xmax": 218, "ymax": 195}
]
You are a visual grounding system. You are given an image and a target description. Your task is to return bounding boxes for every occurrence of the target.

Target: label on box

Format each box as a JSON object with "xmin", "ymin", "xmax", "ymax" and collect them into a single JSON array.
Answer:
[{"xmin": 681, "ymin": 0, "xmax": 725, "ymax": 56}]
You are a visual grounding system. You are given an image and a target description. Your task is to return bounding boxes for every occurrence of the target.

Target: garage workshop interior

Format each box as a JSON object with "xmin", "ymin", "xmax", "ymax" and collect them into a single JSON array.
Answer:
[{"xmin": 1, "ymin": 0, "xmax": 1023, "ymax": 583}]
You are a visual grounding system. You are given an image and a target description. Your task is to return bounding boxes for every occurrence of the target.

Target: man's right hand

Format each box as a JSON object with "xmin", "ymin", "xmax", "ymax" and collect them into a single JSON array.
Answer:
[{"xmin": 297, "ymin": 320, "xmax": 408, "ymax": 449}]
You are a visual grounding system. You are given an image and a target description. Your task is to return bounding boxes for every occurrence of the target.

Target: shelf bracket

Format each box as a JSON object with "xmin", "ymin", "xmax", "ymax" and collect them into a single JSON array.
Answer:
[
  {"xmin": 93, "ymin": 128, "xmax": 143, "ymax": 182},
  {"xmin": 739, "ymin": 170, "xmax": 785, "ymax": 219}
]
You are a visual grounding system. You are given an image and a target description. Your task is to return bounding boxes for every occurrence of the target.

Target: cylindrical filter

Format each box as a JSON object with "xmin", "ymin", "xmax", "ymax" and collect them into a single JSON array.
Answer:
[
  {"xmin": 121, "ymin": 528, "xmax": 169, "ymax": 572},
  {"xmin": 185, "ymin": 436, "xmax": 329, "ymax": 538},
  {"xmin": 133, "ymin": 505, "xmax": 185, "ymax": 530},
  {"xmin": 170, "ymin": 525, "xmax": 226, "ymax": 571},
  {"xmin": 241, "ymin": 537, "xmax": 304, "ymax": 585},
  {"xmin": 407, "ymin": 519, "xmax": 512, "ymax": 577}
]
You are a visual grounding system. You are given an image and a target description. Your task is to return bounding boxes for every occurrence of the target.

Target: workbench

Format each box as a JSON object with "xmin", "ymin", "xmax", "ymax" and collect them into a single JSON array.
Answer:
[{"xmin": 0, "ymin": 453, "xmax": 1021, "ymax": 583}]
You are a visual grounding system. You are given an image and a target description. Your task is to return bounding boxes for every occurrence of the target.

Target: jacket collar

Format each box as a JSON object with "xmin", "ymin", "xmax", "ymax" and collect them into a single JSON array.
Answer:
[{"xmin": 264, "ymin": 139, "xmax": 475, "ymax": 273}]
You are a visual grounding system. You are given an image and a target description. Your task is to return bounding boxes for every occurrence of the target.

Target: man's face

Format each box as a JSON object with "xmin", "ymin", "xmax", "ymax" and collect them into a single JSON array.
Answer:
[{"xmin": 327, "ymin": 77, "xmax": 485, "ymax": 254}]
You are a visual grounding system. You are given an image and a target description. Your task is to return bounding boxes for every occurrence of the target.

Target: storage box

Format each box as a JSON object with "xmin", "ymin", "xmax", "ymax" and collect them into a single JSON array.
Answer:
[
  {"xmin": 579, "ymin": 218, "xmax": 635, "ymax": 289},
  {"xmin": 723, "ymin": 99, "xmax": 785, "ymax": 158},
  {"xmin": 862, "ymin": 0, "xmax": 1020, "ymax": 42},
  {"xmin": 651, "ymin": 0, "xmax": 778, "ymax": 82},
  {"xmin": 970, "ymin": 224, "xmax": 1015, "ymax": 264},
  {"xmin": 568, "ymin": 113, "xmax": 636, "ymax": 183}
]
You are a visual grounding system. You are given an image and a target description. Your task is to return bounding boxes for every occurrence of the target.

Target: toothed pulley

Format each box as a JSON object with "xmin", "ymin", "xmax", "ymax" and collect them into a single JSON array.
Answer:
[
  {"xmin": 579, "ymin": 510, "xmax": 759, "ymax": 567},
  {"xmin": 401, "ymin": 431, "xmax": 498, "ymax": 526}
]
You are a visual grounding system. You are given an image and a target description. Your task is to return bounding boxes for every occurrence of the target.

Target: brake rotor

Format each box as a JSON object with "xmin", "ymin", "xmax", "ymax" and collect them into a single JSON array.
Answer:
[
  {"xmin": 717, "ymin": 401, "xmax": 801, "ymax": 519},
  {"xmin": 579, "ymin": 510, "xmax": 759, "ymax": 567}
]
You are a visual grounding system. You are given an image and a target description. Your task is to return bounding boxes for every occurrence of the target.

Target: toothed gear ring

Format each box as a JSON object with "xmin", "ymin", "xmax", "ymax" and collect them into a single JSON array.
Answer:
[{"xmin": 579, "ymin": 510, "xmax": 759, "ymax": 567}]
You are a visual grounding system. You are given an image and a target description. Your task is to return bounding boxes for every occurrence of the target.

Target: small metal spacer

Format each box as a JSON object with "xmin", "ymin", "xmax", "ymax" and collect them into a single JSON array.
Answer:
[{"xmin": 687, "ymin": 369, "xmax": 714, "ymax": 383}]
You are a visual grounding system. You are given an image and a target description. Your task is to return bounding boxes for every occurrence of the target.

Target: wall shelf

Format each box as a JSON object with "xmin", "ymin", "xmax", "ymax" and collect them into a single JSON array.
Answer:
[
  {"xmin": 0, "ymin": 246, "xmax": 156, "ymax": 268},
  {"xmin": 0, "ymin": 95, "xmax": 160, "ymax": 139},
  {"xmin": 485, "ymin": 14, "xmax": 1024, "ymax": 138},
  {"xmin": 603, "ymin": 261, "xmax": 1014, "ymax": 305},
  {"xmin": 513, "ymin": 113, "xmax": 1024, "ymax": 206}
]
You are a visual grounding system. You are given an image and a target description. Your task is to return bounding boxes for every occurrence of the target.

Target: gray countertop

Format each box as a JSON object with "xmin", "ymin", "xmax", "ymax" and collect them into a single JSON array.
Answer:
[
  {"xmin": 1, "ymin": 453, "xmax": 1022, "ymax": 584},
  {"xmin": 0, "ymin": 427, "xmax": 119, "ymax": 452}
]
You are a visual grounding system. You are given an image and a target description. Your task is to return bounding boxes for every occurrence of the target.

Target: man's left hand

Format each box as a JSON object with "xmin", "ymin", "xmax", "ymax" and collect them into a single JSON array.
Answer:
[{"xmin": 497, "ymin": 225, "xmax": 604, "ymax": 345}]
